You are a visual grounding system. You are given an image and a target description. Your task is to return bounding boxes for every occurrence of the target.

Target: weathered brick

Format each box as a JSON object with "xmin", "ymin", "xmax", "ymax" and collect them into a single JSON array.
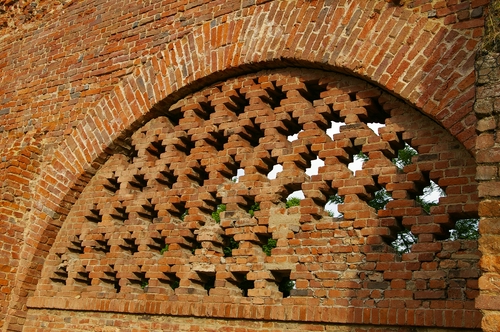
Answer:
[{"xmin": 0, "ymin": 0, "xmax": 489, "ymax": 330}]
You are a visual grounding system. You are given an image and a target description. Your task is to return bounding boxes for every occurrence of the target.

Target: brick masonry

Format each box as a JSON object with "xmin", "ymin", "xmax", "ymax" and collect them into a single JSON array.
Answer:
[
  {"xmin": 0, "ymin": 0, "xmax": 495, "ymax": 331},
  {"xmin": 21, "ymin": 309, "xmax": 476, "ymax": 332},
  {"xmin": 26, "ymin": 68, "xmax": 481, "ymax": 330}
]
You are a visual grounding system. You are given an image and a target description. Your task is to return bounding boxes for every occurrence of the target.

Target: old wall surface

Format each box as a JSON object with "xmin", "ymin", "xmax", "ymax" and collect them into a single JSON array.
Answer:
[{"xmin": 0, "ymin": 0, "xmax": 494, "ymax": 331}]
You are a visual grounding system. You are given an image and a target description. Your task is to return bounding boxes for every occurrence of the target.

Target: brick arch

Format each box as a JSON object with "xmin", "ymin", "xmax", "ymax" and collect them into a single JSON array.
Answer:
[
  {"xmin": 26, "ymin": 67, "xmax": 481, "ymax": 330},
  {"xmin": 3, "ymin": 0, "xmax": 484, "ymax": 329}
]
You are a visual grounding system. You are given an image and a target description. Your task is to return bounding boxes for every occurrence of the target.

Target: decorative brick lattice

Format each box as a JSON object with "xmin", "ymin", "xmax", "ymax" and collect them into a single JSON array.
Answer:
[{"xmin": 34, "ymin": 69, "xmax": 481, "ymax": 327}]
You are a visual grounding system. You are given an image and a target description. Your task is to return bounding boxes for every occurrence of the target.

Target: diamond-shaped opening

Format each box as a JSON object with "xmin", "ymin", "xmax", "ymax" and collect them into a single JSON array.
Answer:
[
  {"xmin": 271, "ymin": 270, "xmax": 294, "ymax": 298},
  {"xmin": 187, "ymin": 163, "xmax": 209, "ymax": 186},
  {"xmin": 367, "ymin": 188, "xmax": 393, "ymax": 212},
  {"xmin": 267, "ymin": 164, "xmax": 283, "ymax": 180},
  {"xmin": 364, "ymin": 96, "xmax": 390, "ymax": 123},
  {"xmin": 234, "ymin": 272, "xmax": 254, "ymax": 297},
  {"xmin": 238, "ymin": 115, "xmax": 265, "ymax": 148},
  {"xmin": 85, "ymin": 206, "xmax": 102, "ymax": 223},
  {"xmin": 226, "ymin": 88, "xmax": 249, "ymax": 115},
  {"xmin": 173, "ymin": 135, "xmax": 195, "ymax": 154},
  {"xmin": 129, "ymin": 174, "xmax": 148, "ymax": 191},
  {"xmin": 233, "ymin": 168, "xmax": 245, "ymax": 183},
  {"xmin": 166, "ymin": 104, "xmax": 185, "ymax": 126},
  {"xmin": 74, "ymin": 271, "xmax": 92, "ymax": 286},
  {"xmin": 417, "ymin": 180, "xmax": 445, "ymax": 211},
  {"xmin": 391, "ymin": 228, "xmax": 417, "ymax": 255},
  {"xmin": 120, "ymin": 238, "xmax": 139, "ymax": 255},
  {"xmin": 197, "ymin": 101, "xmax": 215, "ymax": 120},
  {"xmin": 159, "ymin": 272, "xmax": 180, "ymax": 290},
  {"xmin": 212, "ymin": 204, "xmax": 226, "ymax": 223},
  {"xmin": 205, "ymin": 129, "xmax": 229, "ymax": 151},
  {"xmin": 68, "ymin": 237, "xmax": 84, "ymax": 254},
  {"xmin": 94, "ymin": 237, "xmax": 111, "ymax": 254},
  {"xmin": 261, "ymin": 237, "xmax": 277, "ymax": 256},
  {"xmin": 157, "ymin": 168, "xmax": 177, "ymax": 188},
  {"xmin": 324, "ymin": 193, "xmax": 344, "ymax": 218},
  {"xmin": 222, "ymin": 235, "xmax": 238, "ymax": 257},
  {"xmin": 110, "ymin": 205, "xmax": 128, "ymax": 221},
  {"xmin": 261, "ymin": 80, "xmax": 287, "ymax": 108},
  {"xmin": 102, "ymin": 269, "xmax": 120, "ymax": 293},
  {"xmin": 348, "ymin": 152, "xmax": 367, "ymax": 174},
  {"xmin": 287, "ymin": 190, "xmax": 304, "ymax": 200},
  {"xmin": 243, "ymin": 197, "xmax": 260, "ymax": 218},
  {"xmin": 449, "ymin": 218, "xmax": 479, "ymax": 241},
  {"xmin": 138, "ymin": 199, "xmax": 158, "ymax": 221},
  {"xmin": 130, "ymin": 271, "xmax": 149, "ymax": 290},
  {"xmin": 104, "ymin": 174, "xmax": 120, "ymax": 193},
  {"xmin": 146, "ymin": 140, "xmax": 166, "ymax": 159},
  {"xmin": 326, "ymin": 121, "xmax": 343, "ymax": 140},
  {"xmin": 147, "ymin": 235, "xmax": 166, "ymax": 253},
  {"xmin": 128, "ymin": 145, "xmax": 139, "ymax": 162},
  {"xmin": 50, "ymin": 264, "xmax": 68, "ymax": 285},
  {"xmin": 197, "ymin": 272, "xmax": 216, "ymax": 294},
  {"xmin": 190, "ymin": 238, "xmax": 202, "ymax": 254},
  {"xmin": 306, "ymin": 156, "xmax": 324, "ymax": 177},
  {"xmin": 287, "ymin": 129, "xmax": 303, "ymax": 143},
  {"xmin": 367, "ymin": 122, "xmax": 384, "ymax": 136},
  {"xmin": 393, "ymin": 143, "xmax": 418, "ymax": 171},
  {"xmin": 302, "ymin": 80, "xmax": 329, "ymax": 104},
  {"xmin": 286, "ymin": 190, "xmax": 303, "ymax": 209}
]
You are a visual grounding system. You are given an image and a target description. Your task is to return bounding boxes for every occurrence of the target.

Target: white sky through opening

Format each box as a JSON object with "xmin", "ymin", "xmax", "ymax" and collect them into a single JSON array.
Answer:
[
  {"xmin": 232, "ymin": 122, "xmax": 389, "ymax": 216},
  {"xmin": 267, "ymin": 164, "xmax": 283, "ymax": 180}
]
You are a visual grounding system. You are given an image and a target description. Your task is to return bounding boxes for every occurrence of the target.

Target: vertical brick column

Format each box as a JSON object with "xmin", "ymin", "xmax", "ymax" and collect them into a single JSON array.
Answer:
[{"xmin": 475, "ymin": 49, "xmax": 500, "ymax": 332}]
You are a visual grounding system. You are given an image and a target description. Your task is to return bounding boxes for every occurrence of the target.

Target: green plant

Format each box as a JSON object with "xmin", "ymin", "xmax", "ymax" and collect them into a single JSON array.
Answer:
[
  {"xmin": 160, "ymin": 244, "xmax": 169, "ymax": 254},
  {"xmin": 181, "ymin": 209, "xmax": 188, "ymax": 221},
  {"xmin": 212, "ymin": 204, "xmax": 226, "ymax": 223},
  {"xmin": 249, "ymin": 202, "xmax": 260, "ymax": 217},
  {"xmin": 450, "ymin": 219, "xmax": 480, "ymax": 240},
  {"xmin": 328, "ymin": 194, "xmax": 344, "ymax": 204},
  {"xmin": 392, "ymin": 144, "xmax": 417, "ymax": 170},
  {"xmin": 367, "ymin": 188, "xmax": 391, "ymax": 211},
  {"xmin": 170, "ymin": 279, "xmax": 180, "ymax": 290},
  {"xmin": 278, "ymin": 277, "xmax": 295, "ymax": 297},
  {"xmin": 263, "ymin": 238, "xmax": 277, "ymax": 256},
  {"xmin": 356, "ymin": 151, "xmax": 369, "ymax": 162},
  {"xmin": 223, "ymin": 237, "xmax": 239, "ymax": 257},
  {"xmin": 286, "ymin": 197, "xmax": 301, "ymax": 208},
  {"xmin": 391, "ymin": 229, "xmax": 417, "ymax": 255},
  {"xmin": 191, "ymin": 240, "xmax": 202, "ymax": 254}
]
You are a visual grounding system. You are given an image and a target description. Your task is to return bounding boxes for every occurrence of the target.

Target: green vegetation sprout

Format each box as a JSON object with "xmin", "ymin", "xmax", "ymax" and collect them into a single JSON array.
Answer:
[{"xmin": 263, "ymin": 238, "xmax": 277, "ymax": 256}]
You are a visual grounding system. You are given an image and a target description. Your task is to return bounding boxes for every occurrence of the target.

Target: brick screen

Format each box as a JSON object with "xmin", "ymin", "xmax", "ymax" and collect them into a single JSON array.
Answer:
[{"xmin": 27, "ymin": 68, "xmax": 481, "ymax": 330}]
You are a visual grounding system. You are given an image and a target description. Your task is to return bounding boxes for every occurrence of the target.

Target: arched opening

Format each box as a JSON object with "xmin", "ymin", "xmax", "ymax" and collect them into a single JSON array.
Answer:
[{"xmin": 30, "ymin": 68, "xmax": 481, "ymax": 329}]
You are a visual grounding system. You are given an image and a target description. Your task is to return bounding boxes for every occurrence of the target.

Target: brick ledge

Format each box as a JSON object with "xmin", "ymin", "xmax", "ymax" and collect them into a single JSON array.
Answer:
[{"xmin": 27, "ymin": 296, "xmax": 481, "ymax": 329}]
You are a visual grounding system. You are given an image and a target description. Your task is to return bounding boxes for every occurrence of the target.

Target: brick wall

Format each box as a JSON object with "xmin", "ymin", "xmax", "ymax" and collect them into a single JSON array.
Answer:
[
  {"xmin": 25, "ymin": 69, "xmax": 481, "ymax": 330},
  {"xmin": 19, "ymin": 309, "xmax": 480, "ymax": 332},
  {"xmin": 474, "ymin": 0, "xmax": 500, "ymax": 329},
  {"xmin": 0, "ymin": 0, "xmax": 492, "ymax": 331}
]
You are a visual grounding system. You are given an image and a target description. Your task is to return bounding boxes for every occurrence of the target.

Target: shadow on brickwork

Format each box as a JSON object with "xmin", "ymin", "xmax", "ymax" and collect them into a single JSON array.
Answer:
[{"xmin": 28, "ymin": 68, "xmax": 482, "ymax": 330}]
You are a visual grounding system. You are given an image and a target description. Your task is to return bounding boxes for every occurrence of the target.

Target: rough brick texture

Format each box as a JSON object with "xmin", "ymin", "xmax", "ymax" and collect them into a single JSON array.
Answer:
[
  {"xmin": 20, "ymin": 309, "xmax": 477, "ymax": 332},
  {"xmin": 26, "ymin": 69, "xmax": 481, "ymax": 331},
  {"xmin": 0, "ymin": 0, "xmax": 494, "ymax": 331},
  {"xmin": 474, "ymin": 28, "xmax": 500, "ymax": 332}
]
